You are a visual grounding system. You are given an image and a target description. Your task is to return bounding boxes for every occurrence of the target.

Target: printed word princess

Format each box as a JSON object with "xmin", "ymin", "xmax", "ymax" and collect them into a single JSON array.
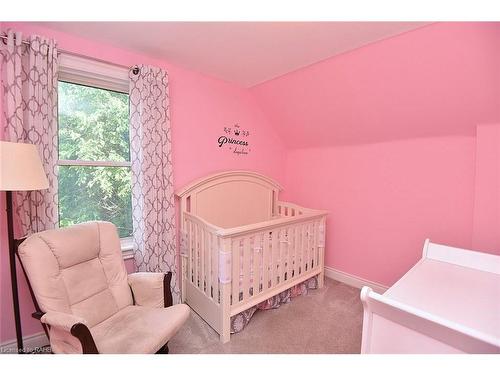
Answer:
[{"xmin": 217, "ymin": 136, "xmax": 249, "ymax": 147}]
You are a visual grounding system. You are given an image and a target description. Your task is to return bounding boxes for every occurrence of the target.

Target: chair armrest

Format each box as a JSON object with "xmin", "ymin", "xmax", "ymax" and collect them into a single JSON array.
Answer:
[
  {"xmin": 32, "ymin": 310, "xmax": 45, "ymax": 320},
  {"xmin": 41, "ymin": 311, "xmax": 98, "ymax": 354},
  {"xmin": 41, "ymin": 311, "xmax": 88, "ymax": 331},
  {"xmin": 128, "ymin": 271, "xmax": 173, "ymax": 308}
]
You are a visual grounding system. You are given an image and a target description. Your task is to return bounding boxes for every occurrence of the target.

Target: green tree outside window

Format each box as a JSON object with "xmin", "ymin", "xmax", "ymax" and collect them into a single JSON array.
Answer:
[{"xmin": 58, "ymin": 81, "xmax": 132, "ymax": 238}]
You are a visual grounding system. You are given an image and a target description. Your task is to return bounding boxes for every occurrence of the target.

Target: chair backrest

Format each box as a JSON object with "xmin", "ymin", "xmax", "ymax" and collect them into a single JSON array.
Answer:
[{"xmin": 18, "ymin": 221, "xmax": 133, "ymax": 328}]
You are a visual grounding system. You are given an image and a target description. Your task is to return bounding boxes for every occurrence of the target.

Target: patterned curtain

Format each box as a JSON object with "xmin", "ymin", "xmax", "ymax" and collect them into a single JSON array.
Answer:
[
  {"xmin": 129, "ymin": 65, "xmax": 179, "ymax": 302},
  {"xmin": 1, "ymin": 30, "xmax": 59, "ymax": 237}
]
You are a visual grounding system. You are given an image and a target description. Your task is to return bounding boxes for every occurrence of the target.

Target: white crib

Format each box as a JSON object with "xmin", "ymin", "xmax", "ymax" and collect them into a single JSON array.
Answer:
[{"xmin": 176, "ymin": 170, "xmax": 327, "ymax": 343}]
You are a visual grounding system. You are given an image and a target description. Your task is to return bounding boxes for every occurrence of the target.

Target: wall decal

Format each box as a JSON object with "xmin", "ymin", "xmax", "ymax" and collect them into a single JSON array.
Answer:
[{"xmin": 218, "ymin": 124, "xmax": 251, "ymax": 155}]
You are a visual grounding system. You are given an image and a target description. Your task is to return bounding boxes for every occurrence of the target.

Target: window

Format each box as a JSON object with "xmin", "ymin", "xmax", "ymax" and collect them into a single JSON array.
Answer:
[{"xmin": 57, "ymin": 54, "xmax": 132, "ymax": 239}]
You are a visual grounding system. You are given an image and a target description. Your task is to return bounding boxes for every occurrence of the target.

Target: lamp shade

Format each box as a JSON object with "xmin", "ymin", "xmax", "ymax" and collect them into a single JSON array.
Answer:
[{"xmin": 0, "ymin": 141, "xmax": 49, "ymax": 191}]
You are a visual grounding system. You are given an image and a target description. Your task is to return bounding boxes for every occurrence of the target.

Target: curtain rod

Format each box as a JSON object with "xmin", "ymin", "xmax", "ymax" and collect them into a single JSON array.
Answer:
[{"xmin": 0, "ymin": 33, "xmax": 139, "ymax": 73}]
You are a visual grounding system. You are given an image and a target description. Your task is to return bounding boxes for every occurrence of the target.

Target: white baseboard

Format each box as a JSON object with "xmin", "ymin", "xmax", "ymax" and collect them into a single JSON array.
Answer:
[
  {"xmin": 324, "ymin": 266, "xmax": 388, "ymax": 294},
  {"xmin": 0, "ymin": 331, "xmax": 49, "ymax": 354}
]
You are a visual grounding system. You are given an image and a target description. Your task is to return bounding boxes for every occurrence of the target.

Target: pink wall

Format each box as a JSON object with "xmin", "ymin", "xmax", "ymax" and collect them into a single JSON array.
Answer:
[
  {"xmin": 0, "ymin": 22, "xmax": 286, "ymax": 344},
  {"xmin": 253, "ymin": 22, "xmax": 500, "ymax": 286},
  {"xmin": 472, "ymin": 124, "xmax": 500, "ymax": 252},
  {"xmin": 284, "ymin": 137, "xmax": 476, "ymax": 286}
]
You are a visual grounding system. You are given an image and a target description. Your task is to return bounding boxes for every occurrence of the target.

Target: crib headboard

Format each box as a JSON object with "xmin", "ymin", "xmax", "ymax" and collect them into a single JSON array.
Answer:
[{"xmin": 176, "ymin": 170, "xmax": 282, "ymax": 228}]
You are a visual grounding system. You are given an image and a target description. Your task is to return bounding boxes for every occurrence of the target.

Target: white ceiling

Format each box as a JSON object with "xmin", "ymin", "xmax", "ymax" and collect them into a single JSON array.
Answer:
[{"xmin": 38, "ymin": 22, "xmax": 430, "ymax": 87}]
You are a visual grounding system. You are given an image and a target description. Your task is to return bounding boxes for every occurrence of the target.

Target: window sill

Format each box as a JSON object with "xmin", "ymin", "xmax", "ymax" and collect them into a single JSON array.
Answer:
[{"xmin": 120, "ymin": 237, "xmax": 134, "ymax": 260}]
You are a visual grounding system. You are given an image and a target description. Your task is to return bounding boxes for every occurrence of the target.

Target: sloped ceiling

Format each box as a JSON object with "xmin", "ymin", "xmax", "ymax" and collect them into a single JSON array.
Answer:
[
  {"xmin": 35, "ymin": 21, "xmax": 428, "ymax": 87},
  {"xmin": 251, "ymin": 22, "xmax": 500, "ymax": 148}
]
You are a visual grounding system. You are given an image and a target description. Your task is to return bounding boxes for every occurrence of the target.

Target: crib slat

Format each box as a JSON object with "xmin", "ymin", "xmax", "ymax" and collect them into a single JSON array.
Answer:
[
  {"xmin": 309, "ymin": 221, "xmax": 315, "ymax": 271},
  {"xmin": 305, "ymin": 223, "xmax": 310, "ymax": 273},
  {"xmin": 197, "ymin": 225, "xmax": 202, "ymax": 288},
  {"xmin": 295, "ymin": 225, "xmax": 302, "ymax": 276},
  {"xmin": 279, "ymin": 229, "xmax": 286, "ymax": 283},
  {"xmin": 310, "ymin": 222, "xmax": 315, "ymax": 271},
  {"xmin": 189, "ymin": 221, "xmax": 194, "ymax": 284},
  {"xmin": 269, "ymin": 230, "xmax": 275, "ymax": 287},
  {"xmin": 293, "ymin": 225, "xmax": 299, "ymax": 280},
  {"xmin": 301, "ymin": 224, "xmax": 307, "ymax": 275},
  {"xmin": 205, "ymin": 230, "xmax": 209, "ymax": 293},
  {"xmin": 196, "ymin": 224, "xmax": 203, "ymax": 289},
  {"xmin": 313, "ymin": 221, "xmax": 318, "ymax": 270},
  {"xmin": 253, "ymin": 233, "xmax": 261, "ymax": 297},
  {"xmin": 309, "ymin": 221, "xmax": 316, "ymax": 269},
  {"xmin": 271, "ymin": 230, "xmax": 279, "ymax": 286},
  {"xmin": 305, "ymin": 223, "xmax": 311, "ymax": 272},
  {"xmin": 287, "ymin": 227, "xmax": 292, "ymax": 280},
  {"xmin": 187, "ymin": 220, "xmax": 192, "ymax": 283},
  {"xmin": 213, "ymin": 234, "xmax": 219, "ymax": 303},
  {"xmin": 242, "ymin": 237, "xmax": 251, "ymax": 300},
  {"xmin": 201, "ymin": 229, "xmax": 206, "ymax": 293},
  {"xmin": 285, "ymin": 227, "xmax": 291, "ymax": 281},
  {"xmin": 206, "ymin": 231, "xmax": 211, "ymax": 298},
  {"xmin": 199, "ymin": 225, "xmax": 202, "ymax": 287},
  {"xmin": 193, "ymin": 223, "xmax": 198, "ymax": 287},
  {"xmin": 302, "ymin": 223, "xmax": 307, "ymax": 273},
  {"xmin": 205, "ymin": 230, "xmax": 209, "ymax": 296},
  {"xmin": 304, "ymin": 223, "xmax": 311, "ymax": 271},
  {"xmin": 262, "ymin": 231, "xmax": 270, "ymax": 291},
  {"xmin": 198, "ymin": 225, "xmax": 202, "ymax": 288},
  {"xmin": 231, "ymin": 239, "xmax": 239, "ymax": 305},
  {"xmin": 316, "ymin": 220, "xmax": 321, "ymax": 269}
]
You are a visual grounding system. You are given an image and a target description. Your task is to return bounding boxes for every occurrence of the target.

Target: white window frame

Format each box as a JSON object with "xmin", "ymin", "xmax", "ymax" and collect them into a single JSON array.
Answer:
[{"xmin": 58, "ymin": 53, "xmax": 134, "ymax": 258}]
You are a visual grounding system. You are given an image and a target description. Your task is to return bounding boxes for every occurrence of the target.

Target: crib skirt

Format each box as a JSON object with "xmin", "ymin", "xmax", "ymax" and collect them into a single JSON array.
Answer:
[{"xmin": 230, "ymin": 276, "xmax": 319, "ymax": 333}]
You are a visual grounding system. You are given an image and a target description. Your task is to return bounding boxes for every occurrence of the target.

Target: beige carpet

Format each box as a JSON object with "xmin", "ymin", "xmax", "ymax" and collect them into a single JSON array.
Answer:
[{"xmin": 169, "ymin": 278, "xmax": 363, "ymax": 354}]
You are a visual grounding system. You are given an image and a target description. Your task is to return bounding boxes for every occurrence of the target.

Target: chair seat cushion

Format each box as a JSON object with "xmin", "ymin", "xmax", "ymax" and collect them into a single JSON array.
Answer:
[{"xmin": 90, "ymin": 304, "xmax": 190, "ymax": 353}]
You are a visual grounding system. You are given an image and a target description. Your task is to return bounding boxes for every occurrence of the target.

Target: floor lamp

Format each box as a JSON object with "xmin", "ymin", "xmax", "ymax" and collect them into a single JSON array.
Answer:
[{"xmin": 0, "ymin": 141, "xmax": 49, "ymax": 353}]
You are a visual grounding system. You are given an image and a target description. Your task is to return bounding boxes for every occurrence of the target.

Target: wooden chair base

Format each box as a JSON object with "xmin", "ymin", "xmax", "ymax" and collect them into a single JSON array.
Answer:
[{"xmin": 156, "ymin": 342, "xmax": 169, "ymax": 354}]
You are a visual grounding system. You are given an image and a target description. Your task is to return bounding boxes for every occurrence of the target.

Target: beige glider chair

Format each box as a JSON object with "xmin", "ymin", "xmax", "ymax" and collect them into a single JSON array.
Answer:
[{"xmin": 17, "ymin": 221, "xmax": 190, "ymax": 354}]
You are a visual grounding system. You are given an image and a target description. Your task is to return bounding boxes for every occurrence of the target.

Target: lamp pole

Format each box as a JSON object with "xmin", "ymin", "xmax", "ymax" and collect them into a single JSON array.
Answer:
[
  {"xmin": 6, "ymin": 190, "xmax": 24, "ymax": 353},
  {"xmin": 1, "ymin": 141, "xmax": 49, "ymax": 354}
]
